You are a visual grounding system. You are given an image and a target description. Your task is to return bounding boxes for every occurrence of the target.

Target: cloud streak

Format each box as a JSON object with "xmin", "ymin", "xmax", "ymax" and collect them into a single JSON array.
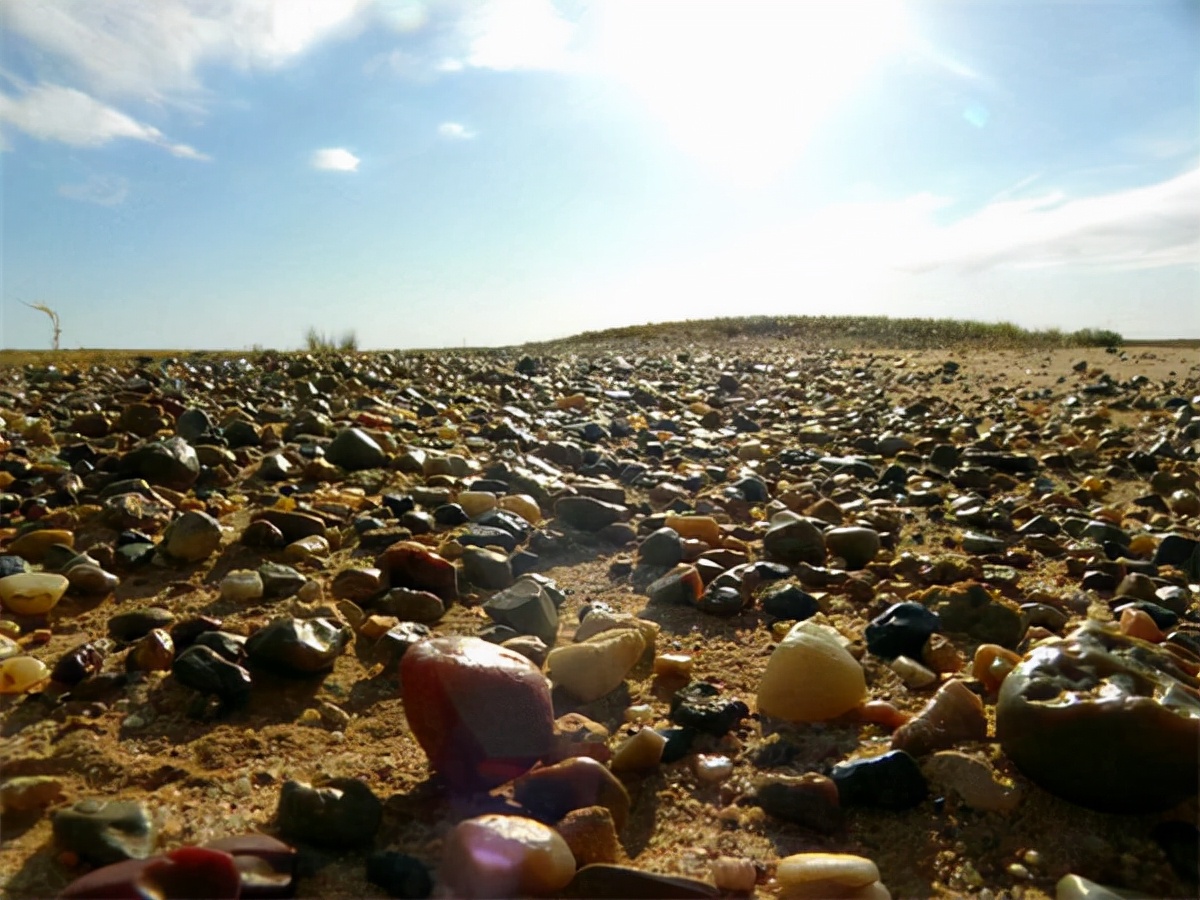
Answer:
[
  {"xmin": 58, "ymin": 174, "xmax": 130, "ymax": 206},
  {"xmin": 437, "ymin": 122, "xmax": 475, "ymax": 140},
  {"xmin": 311, "ymin": 147, "xmax": 360, "ymax": 171},
  {"xmin": 0, "ymin": 84, "xmax": 208, "ymax": 158}
]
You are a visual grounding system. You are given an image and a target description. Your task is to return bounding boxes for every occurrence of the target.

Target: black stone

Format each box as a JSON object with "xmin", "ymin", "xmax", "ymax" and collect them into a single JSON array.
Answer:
[
  {"xmin": 193, "ymin": 630, "xmax": 247, "ymax": 663},
  {"xmin": 367, "ymin": 851, "xmax": 433, "ymax": 899},
  {"xmin": 432, "ymin": 503, "xmax": 469, "ymax": 526},
  {"xmin": 374, "ymin": 622, "xmax": 432, "ymax": 668},
  {"xmin": 1154, "ymin": 534, "xmax": 1200, "ymax": 580},
  {"xmin": 172, "ymin": 644, "xmax": 252, "ymax": 702},
  {"xmin": 381, "ymin": 493, "xmax": 415, "ymax": 517},
  {"xmin": 830, "ymin": 750, "xmax": 928, "ymax": 810},
  {"xmin": 865, "ymin": 602, "xmax": 941, "ymax": 660},
  {"xmin": 639, "ymin": 527, "xmax": 684, "ymax": 567},
  {"xmin": 658, "ymin": 727, "xmax": 698, "ymax": 764},
  {"xmin": 669, "ymin": 683, "xmax": 749, "ymax": 736},
  {"xmin": 1112, "ymin": 600, "xmax": 1179, "ymax": 631},
  {"xmin": 760, "ymin": 583, "xmax": 820, "ymax": 621},
  {"xmin": 695, "ymin": 584, "xmax": 744, "ymax": 617},
  {"xmin": 276, "ymin": 778, "xmax": 382, "ymax": 848},
  {"xmin": 458, "ymin": 524, "xmax": 518, "ymax": 553},
  {"xmin": 51, "ymin": 643, "xmax": 107, "ymax": 686},
  {"xmin": 245, "ymin": 617, "xmax": 351, "ymax": 675},
  {"xmin": 109, "ymin": 607, "xmax": 176, "ymax": 643}
]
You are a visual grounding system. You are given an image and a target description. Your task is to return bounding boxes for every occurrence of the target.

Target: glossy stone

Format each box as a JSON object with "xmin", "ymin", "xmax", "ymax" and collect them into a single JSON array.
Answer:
[
  {"xmin": 830, "ymin": 750, "xmax": 928, "ymax": 810},
  {"xmin": 0, "ymin": 656, "xmax": 50, "ymax": 693},
  {"xmin": 244, "ymin": 617, "xmax": 352, "ymax": 674},
  {"xmin": 763, "ymin": 516, "xmax": 827, "ymax": 565},
  {"xmin": 276, "ymin": 778, "xmax": 382, "ymax": 847},
  {"xmin": 484, "ymin": 576, "xmax": 560, "ymax": 645},
  {"xmin": 996, "ymin": 621, "xmax": 1200, "ymax": 812},
  {"xmin": 51, "ymin": 641, "xmax": 106, "ymax": 685},
  {"xmin": 162, "ymin": 510, "xmax": 223, "ymax": 562},
  {"xmin": 513, "ymin": 756, "xmax": 631, "ymax": 830},
  {"xmin": 0, "ymin": 572, "xmax": 69, "ymax": 615},
  {"xmin": 172, "ymin": 644, "xmax": 252, "ymax": 701},
  {"xmin": 439, "ymin": 814, "xmax": 576, "ymax": 899},
  {"xmin": 645, "ymin": 564, "xmax": 704, "ymax": 606},
  {"xmin": 865, "ymin": 602, "xmax": 941, "ymax": 660},
  {"xmin": 400, "ymin": 636, "xmax": 554, "ymax": 790},
  {"xmin": 760, "ymin": 583, "xmax": 820, "ymax": 622},
  {"xmin": 376, "ymin": 541, "xmax": 459, "ymax": 601},
  {"xmin": 669, "ymin": 682, "xmax": 749, "ymax": 736},
  {"xmin": 824, "ymin": 526, "xmax": 882, "ymax": 569},
  {"xmin": 59, "ymin": 846, "xmax": 242, "ymax": 900}
]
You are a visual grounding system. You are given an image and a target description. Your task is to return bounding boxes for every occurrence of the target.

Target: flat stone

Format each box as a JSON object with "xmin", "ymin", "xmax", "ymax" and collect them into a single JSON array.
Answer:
[
  {"xmin": 555, "ymin": 496, "xmax": 627, "ymax": 532},
  {"xmin": 514, "ymin": 756, "xmax": 631, "ymax": 830},
  {"xmin": 376, "ymin": 587, "xmax": 445, "ymax": 623},
  {"xmin": 747, "ymin": 773, "xmax": 842, "ymax": 833},
  {"xmin": 463, "ymin": 545, "xmax": 515, "ymax": 590},
  {"xmin": 763, "ymin": 517, "xmax": 827, "ymax": 566},
  {"xmin": 922, "ymin": 751, "xmax": 1022, "ymax": 812}
]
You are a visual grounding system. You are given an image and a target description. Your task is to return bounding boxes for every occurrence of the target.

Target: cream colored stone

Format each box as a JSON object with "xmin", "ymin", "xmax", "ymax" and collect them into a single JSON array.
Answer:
[
  {"xmin": 499, "ymin": 494, "xmax": 542, "ymax": 524},
  {"xmin": 921, "ymin": 751, "xmax": 1022, "ymax": 813},
  {"xmin": 458, "ymin": 490, "xmax": 498, "ymax": 517},
  {"xmin": 712, "ymin": 856, "xmax": 756, "ymax": 893},
  {"xmin": 574, "ymin": 610, "xmax": 659, "ymax": 648},
  {"xmin": 439, "ymin": 814, "xmax": 576, "ymax": 898},
  {"xmin": 758, "ymin": 621, "xmax": 866, "ymax": 722},
  {"xmin": 548, "ymin": 628, "xmax": 645, "ymax": 702},
  {"xmin": 777, "ymin": 853, "xmax": 886, "ymax": 899},
  {"xmin": 610, "ymin": 727, "xmax": 666, "ymax": 772},
  {"xmin": 0, "ymin": 656, "xmax": 50, "ymax": 693},
  {"xmin": 0, "ymin": 573, "xmax": 69, "ymax": 616}
]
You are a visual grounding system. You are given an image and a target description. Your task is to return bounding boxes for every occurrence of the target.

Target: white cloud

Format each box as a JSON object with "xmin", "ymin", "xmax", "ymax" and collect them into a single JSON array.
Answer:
[
  {"xmin": 0, "ymin": 83, "xmax": 209, "ymax": 158},
  {"xmin": 58, "ymin": 174, "xmax": 130, "ymax": 206},
  {"xmin": 456, "ymin": 0, "xmax": 577, "ymax": 71},
  {"xmin": 437, "ymin": 122, "xmax": 475, "ymax": 140},
  {"xmin": 311, "ymin": 147, "xmax": 360, "ymax": 171},
  {"xmin": 3, "ymin": 0, "xmax": 372, "ymax": 103}
]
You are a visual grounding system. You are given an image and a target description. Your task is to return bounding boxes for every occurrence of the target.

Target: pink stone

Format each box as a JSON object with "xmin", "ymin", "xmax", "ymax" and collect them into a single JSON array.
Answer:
[{"xmin": 401, "ymin": 636, "xmax": 554, "ymax": 790}]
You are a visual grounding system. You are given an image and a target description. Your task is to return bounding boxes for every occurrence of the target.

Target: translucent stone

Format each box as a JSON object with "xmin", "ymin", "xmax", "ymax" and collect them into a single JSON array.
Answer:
[
  {"xmin": 439, "ymin": 814, "xmax": 575, "ymax": 899},
  {"xmin": 0, "ymin": 573, "xmax": 69, "ymax": 615},
  {"xmin": 611, "ymin": 727, "xmax": 666, "ymax": 772},
  {"xmin": 972, "ymin": 644, "xmax": 1022, "ymax": 692},
  {"xmin": 0, "ymin": 656, "xmax": 50, "ymax": 693},
  {"xmin": 758, "ymin": 621, "xmax": 866, "ymax": 722}
]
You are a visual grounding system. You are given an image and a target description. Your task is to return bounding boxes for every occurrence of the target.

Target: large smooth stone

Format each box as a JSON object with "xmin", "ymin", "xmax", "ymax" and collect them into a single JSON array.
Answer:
[
  {"xmin": 376, "ymin": 541, "xmax": 459, "ymax": 601},
  {"xmin": 758, "ymin": 621, "xmax": 866, "ymax": 722},
  {"xmin": 864, "ymin": 602, "xmax": 941, "ymax": 660},
  {"xmin": 776, "ymin": 852, "xmax": 884, "ymax": 899},
  {"xmin": 996, "ymin": 621, "xmax": 1200, "ymax": 812},
  {"xmin": 0, "ymin": 656, "xmax": 50, "ymax": 693},
  {"xmin": 400, "ymin": 636, "xmax": 554, "ymax": 790},
  {"xmin": 7, "ymin": 529, "xmax": 74, "ymax": 563},
  {"xmin": 245, "ymin": 617, "xmax": 352, "ymax": 675},
  {"xmin": 162, "ymin": 510, "xmax": 223, "ymax": 562},
  {"xmin": 547, "ymin": 628, "xmax": 645, "ymax": 703},
  {"xmin": 555, "ymin": 496, "xmax": 626, "ymax": 532},
  {"xmin": 120, "ymin": 436, "xmax": 200, "ymax": 490},
  {"xmin": 439, "ymin": 814, "xmax": 576, "ymax": 898},
  {"xmin": 463, "ymin": 546, "xmax": 515, "ymax": 590},
  {"xmin": 0, "ymin": 572, "xmax": 69, "ymax": 615},
  {"xmin": 276, "ymin": 778, "xmax": 382, "ymax": 847}
]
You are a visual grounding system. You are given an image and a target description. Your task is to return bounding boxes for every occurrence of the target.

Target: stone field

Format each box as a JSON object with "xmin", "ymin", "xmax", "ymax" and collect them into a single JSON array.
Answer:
[{"xmin": 0, "ymin": 336, "xmax": 1198, "ymax": 899}]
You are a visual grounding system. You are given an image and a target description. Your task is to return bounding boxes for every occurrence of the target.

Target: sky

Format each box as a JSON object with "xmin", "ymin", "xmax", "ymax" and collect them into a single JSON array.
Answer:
[{"xmin": 1, "ymin": 0, "xmax": 1198, "ymax": 350}]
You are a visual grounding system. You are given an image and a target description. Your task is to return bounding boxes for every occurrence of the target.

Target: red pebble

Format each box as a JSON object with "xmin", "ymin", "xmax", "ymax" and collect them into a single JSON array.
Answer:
[
  {"xmin": 376, "ymin": 541, "xmax": 459, "ymax": 601},
  {"xmin": 401, "ymin": 636, "xmax": 554, "ymax": 790},
  {"xmin": 59, "ymin": 846, "xmax": 240, "ymax": 899}
]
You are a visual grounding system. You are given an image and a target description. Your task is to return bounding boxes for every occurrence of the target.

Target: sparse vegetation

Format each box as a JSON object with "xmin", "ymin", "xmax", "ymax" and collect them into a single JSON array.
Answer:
[
  {"xmin": 529, "ymin": 316, "xmax": 1124, "ymax": 352},
  {"xmin": 21, "ymin": 301, "xmax": 62, "ymax": 350},
  {"xmin": 303, "ymin": 327, "xmax": 359, "ymax": 353}
]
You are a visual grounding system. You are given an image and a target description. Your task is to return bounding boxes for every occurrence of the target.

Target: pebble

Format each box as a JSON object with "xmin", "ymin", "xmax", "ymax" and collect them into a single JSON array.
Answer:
[
  {"xmin": 1055, "ymin": 874, "xmax": 1128, "ymax": 900},
  {"xmin": 747, "ymin": 773, "xmax": 843, "ymax": 833},
  {"xmin": 244, "ymin": 616, "xmax": 352, "ymax": 674},
  {"xmin": 830, "ymin": 750, "xmax": 928, "ymax": 809},
  {"xmin": 711, "ymin": 856, "xmax": 756, "ymax": 893},
  {"xmin": 997, "ymin": 621, "xmax": 1200, "ymax": 811},
  {"xmin": 555, "ymin": 495, "xmax": 626, "ymax": 532},
  {"xmin": 556, "ymin": 806, "xmax": 622, "ymax": 866},
  {"xmin": 376, "ymin": 587, "xmax": 445, "ymax": 623},
  {"xmin": 220, "ymin": 569, "xmax": 265, "ymax": 602},
  {"xmin": 376, "ymin": 541, "xmax": 459, "ymax": 601},
  {"xmin": 645, "ymin": 564, "xmax": 705, "ymax": 606},
  {"xmin": 972, "ymin": 643, "xmax": 1022, "ymax": 692},
  {"xmin": 367, "ymin": 851, "xmax": 433, "ymax": 899},
  {"xmin": 0, "ymin": 572, "xmax": 69, "ymax": 615},
  {"xmin": 59, "ymin": 846, "xmax": 242, "ymax": 900},
  {"xmin": 8, "ymin": 528, "xmax": 75, "ymax": 563},
  {"xmin": 125, "ymin": 628, "xmax": 175, "ymax": 672},
  {"xmin": 548, "ymin": 627, "xmax": 645, "ymax": 702},
  {"xmin": 824, "ymin": 526, "xmax": 882, "ymax": 569},
  {"xmin": 1, "ymin": 775, "xmax": 64, "ymax": 812},
  {"xmin": 763, "ymin": 516, "xmax": 827, "ymax": 565},
  {"xmin": 758, "ymin": 620, "xmax": 866, "ymax": 722},
  {"xmin": 325, "ymin": 427, "xmax": 387, "ymax": 470},
  {"xmin": 400, "ymin": 636, "xmax": 554, "ymax": 789},
  {"xmin": 66, "ymin": 563, "xmax": 120, "ymax": 595},
  {"xmin": 921, "ymin": 751, "xmax": 1021, "ymax": 813},
  {"xmin": 439, "ymin": 814, "xmax": 576, "ymax": 898},
  {"xmin": 276, "ymin": 777, "xmax": 382, "ymax": 847},
  {"xmin": 0, "ymin": 655, "xmax": 51, "ymax": 693},
  {"xmin": 562, "ymin": 863, "xmax": 719, "ymax": 899},
  {"xmin": 865, "ymin": 602, "xmax": 941, "ymax": 660},
  {"xmin": 484, "ymin": 575, "xmax": 560, "ymax": 645},
  {"xmin": 889, "ymin": 655, "xmax": 938, "ymax": 689},
  {"xmin": 109, "ymin": 606, "xmax": 176, "ymax": 641},
  {"xmin": 775, "ymin": 853, "xmax": 886, "ymax": 899},
  {"xmin": 669, "ymin": 682, "xmax": 749, "ymax": 735},
  {"xmin": 639, "ymin": 527, "xmax": 684, "ymax": 567},
  {"xmin": 172, "ymin": 644, "xmax": 252, "ymax": 702},
  {"xmin": 52, "ymin": 798, "xmax": 157, "ymax": 865},
  {"xmin": 514, "ymin": 756, "xmax": 631, "ymax": 830},
  {"xmin": 892, "ymin": 678, "xmax": 988, "ymax": 757},
  {"xmin": 463, "ymin": 545, "xmax": 515, "ymax": 589},
  {"xmin": 161, "ymin": 510, "xmax": 223, "ymax": 562},
  {"xmin": 760, "ymin": 582, "xmax": 820, "ymax": 622},
  {"xmin": 610, "ymin": 727, "xmax": 667, "ymax": 772}
]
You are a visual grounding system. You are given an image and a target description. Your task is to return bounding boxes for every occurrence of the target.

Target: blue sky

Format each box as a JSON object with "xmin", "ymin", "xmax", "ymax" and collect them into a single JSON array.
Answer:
[{"xmin": 1, "ymin": 0, "xmax": 1197, "ymax": 349}]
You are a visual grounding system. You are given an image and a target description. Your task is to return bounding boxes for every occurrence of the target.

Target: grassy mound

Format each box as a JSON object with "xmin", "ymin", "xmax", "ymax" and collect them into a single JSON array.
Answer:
[{"xmin": 529, "ymin": 316, "xmax": 1123, "ymax": 352}]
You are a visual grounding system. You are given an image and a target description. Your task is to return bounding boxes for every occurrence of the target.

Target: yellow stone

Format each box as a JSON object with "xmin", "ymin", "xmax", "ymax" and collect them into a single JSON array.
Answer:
[
  {"xmin": 611, "ymin": 727, "xmax": 666, "ymax": 772},
  {"xmin": 664, "ymin": 514, "xmax": 721, "ymax": 546},
  {"xmin": 652, "ymin": 652, "xmax": 693, "ymax": 679},
  {"xmin": 758, "ymin": 621, "xmax": 866, "ymax": 722},
  {"xmin": 0, "ymin": 573, "xmax": 70, "ymax": 616},
  {"xmin": 0, "ymin": 656, "xmax": 50, "ymax": 694},
  {"xmin": 499, "ymin": 494, "xmax": 542, "ymax": 525},
  {"xmin": 7, "ymin": 530, "xmax": 74, "ymax": 563},
  {"xmin": 548, "ymin": 628, "xmax": 645, "ymax": 703},
  {"xmin": 777, "ymin": 852, "xmax": 882, "ymax": 899},
  {"xmin": 457, "ymin": 491, "xmax": 497, "ymax": 517}
]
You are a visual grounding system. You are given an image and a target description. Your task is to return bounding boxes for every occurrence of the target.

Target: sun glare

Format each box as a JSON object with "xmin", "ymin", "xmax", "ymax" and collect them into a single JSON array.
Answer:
[{"xmin": 593, "ymin": 0, "xmax": 912, "ymax": 189}]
